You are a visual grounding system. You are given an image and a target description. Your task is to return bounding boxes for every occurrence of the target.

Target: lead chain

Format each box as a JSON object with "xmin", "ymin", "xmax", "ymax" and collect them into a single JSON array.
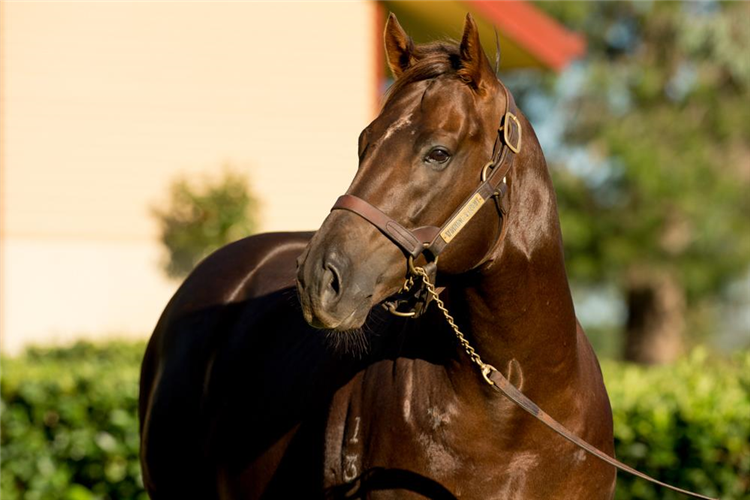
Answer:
[{"xmin": 411, "ymin": 265, "xmax": 492, "ymax": 376}]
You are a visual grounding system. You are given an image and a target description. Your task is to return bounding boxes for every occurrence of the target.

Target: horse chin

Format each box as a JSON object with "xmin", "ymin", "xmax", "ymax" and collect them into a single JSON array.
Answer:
[
  {"xmin": 310, "ymin": 307, "xmax": 368, "ymax": 332},
  {"xmin": 299, "ymin": 289, "xmax": 372, "ymax": 332}
]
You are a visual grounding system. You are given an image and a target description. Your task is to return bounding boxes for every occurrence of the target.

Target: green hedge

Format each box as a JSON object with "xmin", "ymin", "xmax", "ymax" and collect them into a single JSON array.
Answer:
[
  {"xmin": 603, "ymin": 348, "xmax": 750, "ymax": 499},
  {"xmin": 2, "ymin": 342, "xmax": 748, "ymax": 499},
  {"xmin": 1, "ymin": 342, "xmax": 147, "ymax": 500}
]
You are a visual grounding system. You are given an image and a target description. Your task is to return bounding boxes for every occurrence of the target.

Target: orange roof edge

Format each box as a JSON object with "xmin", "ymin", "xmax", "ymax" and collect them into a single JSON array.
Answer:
[{"xmin": 465, "ymin": 0, "xmax": 586, "ymax": 72}]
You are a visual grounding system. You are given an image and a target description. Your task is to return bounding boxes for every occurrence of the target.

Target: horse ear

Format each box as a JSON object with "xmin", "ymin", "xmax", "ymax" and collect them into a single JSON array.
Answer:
[
  {"xmin": 458, "ymin": 13, "xmax": 496, "ymax": 90},
  {"xmin": 384, "ymin": 13, "xmax": 416, "ymax": 80}
]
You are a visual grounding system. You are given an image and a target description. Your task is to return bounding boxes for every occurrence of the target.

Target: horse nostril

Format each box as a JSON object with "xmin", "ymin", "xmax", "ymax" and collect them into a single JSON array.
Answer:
[
  {"xmin": 326, "ymin": 262, "xmax": 341, "ymax": 297},
  {"xmin": 318, "ymin": 252, "xmax": 347, "ymax": 308}
]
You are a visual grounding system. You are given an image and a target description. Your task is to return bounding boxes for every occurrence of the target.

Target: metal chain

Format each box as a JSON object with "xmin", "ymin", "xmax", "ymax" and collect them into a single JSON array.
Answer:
[
  {"xmin": 411, "ymin": 265, "xmax": 494, "ymax": 378},
  {"xmin": 401, "ymin": 275, "xmax": 415, "ymax": 293}
]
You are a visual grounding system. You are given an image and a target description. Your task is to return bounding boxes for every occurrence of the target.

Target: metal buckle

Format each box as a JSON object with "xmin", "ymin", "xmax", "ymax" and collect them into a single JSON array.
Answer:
[
  {"xmin": 481, "ymin": 363, "xmax": 498, "ymax": 386},
  {"xmin": 503, "ymin": 112, "xmax": 522, "ymax": 154},
  {"xmin": 383, "ymin": 255, "xmax": 440, "ymax": 318},
  {"xmin": 408, "ymin": 254, "xmax": 438, "ymax": 276},
  {"xmin": 481, "ymin": 162, "xmax": 507, "ymax": 193},
  {"xmin": 480, "ymin": 162, "xmax": 494, "ymax": 182},
  {"xmin": 384, "ymin": 302, "xmax": 417, "ymax": 317}
]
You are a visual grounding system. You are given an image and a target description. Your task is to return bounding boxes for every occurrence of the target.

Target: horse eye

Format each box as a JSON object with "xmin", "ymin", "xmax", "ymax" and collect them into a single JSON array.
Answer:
[{"xmin": 425, "ymin": 147, "xmax": 451, "ymax": 164}]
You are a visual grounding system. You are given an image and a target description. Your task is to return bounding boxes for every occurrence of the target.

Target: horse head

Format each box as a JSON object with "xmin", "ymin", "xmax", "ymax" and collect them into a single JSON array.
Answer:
[{"xmin": 297, "ymin": 14, "xmax": 518, "ymax": 331}]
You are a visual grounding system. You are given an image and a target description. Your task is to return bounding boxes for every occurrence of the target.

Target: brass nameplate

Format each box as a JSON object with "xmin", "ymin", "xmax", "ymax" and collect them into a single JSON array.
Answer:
[{"xmin": 440, "ymin": 193, "xmax": 486, "ymax": 243}]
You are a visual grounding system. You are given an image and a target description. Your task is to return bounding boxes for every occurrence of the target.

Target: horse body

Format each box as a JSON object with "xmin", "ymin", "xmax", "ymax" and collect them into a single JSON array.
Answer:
[
  {"xmin": 140, "ymin": 14, "xmax": 615, "ymax": 499},
  {"xmin": 140, "ymin": 232, "xmax": 614, "ymax": 499}
]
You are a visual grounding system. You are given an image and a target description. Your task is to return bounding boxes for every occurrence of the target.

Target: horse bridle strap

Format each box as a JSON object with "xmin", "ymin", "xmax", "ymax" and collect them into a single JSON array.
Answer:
[
  {"xmin": 332, "ymin": 83, "xmax": 521, "ymax": 263},
  {"xmin": 331, "ymin": 195, "xmax": 440, "ymax": 259}
]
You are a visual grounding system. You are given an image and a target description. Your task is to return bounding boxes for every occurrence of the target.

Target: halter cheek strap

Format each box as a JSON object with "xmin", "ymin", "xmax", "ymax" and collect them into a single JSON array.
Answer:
[{"xmin": 331, "ymin": 83, "xmax": 521, "ymax": 263}]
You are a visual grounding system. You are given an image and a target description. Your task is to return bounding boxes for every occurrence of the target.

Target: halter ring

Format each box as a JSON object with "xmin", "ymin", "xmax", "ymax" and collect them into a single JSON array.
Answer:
[
  {"xmin": 408, "ymin": 255, "xmax": 438, "ymax": 276},
  {"xmin": 384, "ymin": 302, "xmax": 417, "ymax": 317}
]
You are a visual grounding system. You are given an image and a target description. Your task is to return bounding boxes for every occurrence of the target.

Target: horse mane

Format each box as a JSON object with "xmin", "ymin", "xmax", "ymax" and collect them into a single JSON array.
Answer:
[{"xmin": 383, "ymin": 41, "xmax": 465, "ymax": 108}]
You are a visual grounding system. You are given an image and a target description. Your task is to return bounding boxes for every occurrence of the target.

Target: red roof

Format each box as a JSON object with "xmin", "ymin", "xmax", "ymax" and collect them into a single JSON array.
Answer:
[
  {"xmin": 465, "ymin": 0, "xmax": 585, "ymax": 71},
  {"xmin": 381, "ymin": 0, "xmax": 586, "ymax": 72}
]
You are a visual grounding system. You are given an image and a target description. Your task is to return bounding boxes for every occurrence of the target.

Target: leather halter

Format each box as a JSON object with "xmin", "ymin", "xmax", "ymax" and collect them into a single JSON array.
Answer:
[{"xmin": 331, "ymin": 83, "xmax": 520, "ymax": 265}]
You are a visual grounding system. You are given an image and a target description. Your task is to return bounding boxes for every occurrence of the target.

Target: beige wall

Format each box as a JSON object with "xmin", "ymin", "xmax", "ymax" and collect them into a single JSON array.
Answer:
[{"xmin": 1, "ymin": 1, "xmax": 378, "ymax": 354}]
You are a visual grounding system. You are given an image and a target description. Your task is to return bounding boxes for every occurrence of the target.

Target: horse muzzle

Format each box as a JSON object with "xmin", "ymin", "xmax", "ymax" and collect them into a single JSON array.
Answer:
[
  {"xmin": 296, "ymin": 249, "xmax": 368, "ymax": 330},
  {"xmin": 296, "ymin": 212, "xmax": 402, "ymax": 331}
]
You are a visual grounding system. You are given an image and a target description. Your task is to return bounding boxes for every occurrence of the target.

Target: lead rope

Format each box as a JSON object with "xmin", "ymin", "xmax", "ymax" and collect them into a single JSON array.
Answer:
[{"xmin": 409, "ymin": 265, "xmax": 718, "ymax": 500}]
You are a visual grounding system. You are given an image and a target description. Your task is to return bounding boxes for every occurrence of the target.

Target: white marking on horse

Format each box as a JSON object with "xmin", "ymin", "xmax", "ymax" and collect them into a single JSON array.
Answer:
[
  {"xmin": 494, "ymin": 452, "xmax": 539, "ymax": 498},
  {"xmin": 381, "ymin": 113, "xmax": 412, "ymax": 142},
  {"xmin": 403, "ymin": 399, "xmax": 411, "ymax": 421},
  {"xmin": 349, "ymin": 416, "xmax": 360, "ymax": 444},
  {"xmin": 343, "ymin": 454, "xmax": 359, "ymax": 482},
  {"xmin": 417, "ymin": 432, "xmax": 460, "ymax": 478},
  {"xmin": 401, "ymin": 360, "xmax": 415, "ymax": 422},
  {"xmin": 427, "ymin": 406, "xmax": 451, "ymax": 429},
  {"xmin": 507, "ymin": 451, "xmax": 538, "ymax": 473}
]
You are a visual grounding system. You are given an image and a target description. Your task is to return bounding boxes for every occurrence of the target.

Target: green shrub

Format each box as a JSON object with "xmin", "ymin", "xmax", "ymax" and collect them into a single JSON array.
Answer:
[
  {"xmin": 2, "ymin": 342, "xmax": 748, "ymax": 499},
  {"xmin": 152, "ymin": 167, "xmax": 260, "ymax": 279},
  {"xmin": 1, "ymin": 342, "xmax": 147, "ymax": 500},
  {"xmin": 604, "ymin": 348, "xmax": 750, "ymax": 499}
]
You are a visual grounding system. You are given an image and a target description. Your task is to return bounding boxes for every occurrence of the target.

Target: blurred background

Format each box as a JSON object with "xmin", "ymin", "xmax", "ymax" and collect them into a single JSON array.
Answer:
[{"xmin": 1, "ymin": 1, "xmax": 748, "ymax": 499}]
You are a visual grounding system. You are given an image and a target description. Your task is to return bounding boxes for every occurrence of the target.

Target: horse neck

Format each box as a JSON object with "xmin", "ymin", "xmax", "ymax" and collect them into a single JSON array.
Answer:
[{"xmin": 451, "ymin": 123, "xmax": 579, "ymax": 378}]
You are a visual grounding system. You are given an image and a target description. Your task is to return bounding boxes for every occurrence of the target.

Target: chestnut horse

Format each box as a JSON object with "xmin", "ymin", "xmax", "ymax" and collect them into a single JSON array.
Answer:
[{"xmin": 140, "ymin": 15, "xmax": 617, "ymax": 499}]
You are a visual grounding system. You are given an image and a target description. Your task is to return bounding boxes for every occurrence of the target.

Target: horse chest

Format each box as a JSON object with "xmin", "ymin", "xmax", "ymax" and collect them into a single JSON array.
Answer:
[
  {"xmin": 314, "ymin": 357, "xmax": 606, "ymax": 499},
  {"xmin": 320, "ymin": 360, "xmax": 493, "ymax": 493}
]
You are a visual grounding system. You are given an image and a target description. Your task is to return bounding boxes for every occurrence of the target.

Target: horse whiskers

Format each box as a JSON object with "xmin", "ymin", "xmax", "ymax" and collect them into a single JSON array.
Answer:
[
  {"xmin": 323, "ymin": 327, "xmax": 370, "ymax": 359},
  {"xmin": 282, "ymin": 286, "xmax": 303, "ymax": 312}
]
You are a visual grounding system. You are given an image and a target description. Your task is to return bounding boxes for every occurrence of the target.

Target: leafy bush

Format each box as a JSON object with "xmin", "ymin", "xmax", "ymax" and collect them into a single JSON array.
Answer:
[
  {"xmin": 1, "ymin": 342, "xmax": 147, "ymax": 500},
  {"xmin": 604, "ymin": 348, "xmax": 750, "ymax": 499},
  {"xmin": 2, "ymin": 343, "xmax": 748, "ymax": 499},
  {"xmin": 152, "ymin": 167, "xmax": 259, "ymax": 279}
]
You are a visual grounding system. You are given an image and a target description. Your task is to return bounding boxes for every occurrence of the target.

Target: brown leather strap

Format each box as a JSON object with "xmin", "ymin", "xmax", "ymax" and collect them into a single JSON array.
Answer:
[
  {"xmin": 332, "ymin": 195, "xmax": 440, "ymax": 258},
  {"xmin": 486, "ymin": 368, "xmax": 718, "ymax": 500},
  {"xmin": 332, "ymin": 83, "xmax": 521, "ymax": 261}
]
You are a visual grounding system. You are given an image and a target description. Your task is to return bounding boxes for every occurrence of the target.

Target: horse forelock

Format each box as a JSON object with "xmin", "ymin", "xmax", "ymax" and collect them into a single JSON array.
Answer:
[{"xmin": 383, "ymin": 41, "xmax": 465, "ymax": 109}]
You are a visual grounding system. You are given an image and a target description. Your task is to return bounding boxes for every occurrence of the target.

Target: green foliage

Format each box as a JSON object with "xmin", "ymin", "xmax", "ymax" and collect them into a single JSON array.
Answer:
[
  {"xmin": 3, "ymin": 342, "xmax": 749, "ymax": 498},
  {"xmin": 1, "ymin": 342, "xmax": 147, "ymax": 500},
  {"xmin": 603, "ymin": 348, "xmax": 750, "ymax": 499},
  {"xmin": 530, "ymin": 1, "xmax": 750, "ymax": 328},
  {"xmin": 152, "ymin": 167, "xmax": 259, "ymax": 279}
]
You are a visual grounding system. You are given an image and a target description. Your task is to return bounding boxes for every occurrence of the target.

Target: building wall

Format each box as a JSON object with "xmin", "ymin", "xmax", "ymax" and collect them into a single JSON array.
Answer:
[{"xmin": 1, "ymin": 1, "xmax": 378, "ymax": 354}]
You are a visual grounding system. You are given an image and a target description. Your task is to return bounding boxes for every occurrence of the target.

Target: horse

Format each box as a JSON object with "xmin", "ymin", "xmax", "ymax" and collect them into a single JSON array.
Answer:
[{"xmin": 139, "ymin": 14, "xmax": 617, "ymax": 499}]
